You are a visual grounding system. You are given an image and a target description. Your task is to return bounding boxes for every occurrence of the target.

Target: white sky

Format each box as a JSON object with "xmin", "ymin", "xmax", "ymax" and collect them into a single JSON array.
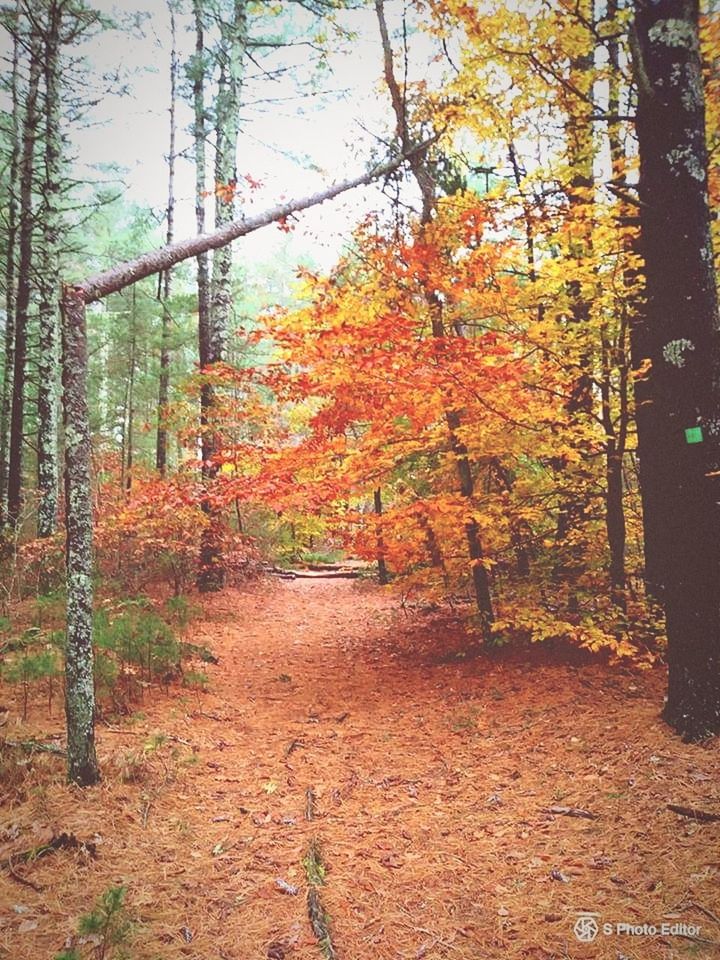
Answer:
[{"xmin": 68, "ymin": 0, "xmax": 439, "ymax": 274}]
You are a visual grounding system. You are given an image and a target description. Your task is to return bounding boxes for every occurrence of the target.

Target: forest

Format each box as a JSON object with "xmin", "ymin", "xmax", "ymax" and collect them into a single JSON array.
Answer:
[{"xmin": 0, "ymin": 0, "xmax": 719, "ymax": 958}]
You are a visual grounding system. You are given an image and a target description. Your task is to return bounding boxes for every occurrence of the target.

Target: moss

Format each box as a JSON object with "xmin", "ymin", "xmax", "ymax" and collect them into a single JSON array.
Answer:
[
  {"xmin": 648, "ymin": 18, "xmax": 696, "ymax": 49},
  {"xmin": 662, "ymin": 338, "xmax": 695, "ymax": 368},
  {"xmin": 667, "ymin": 143, "xmax": 705, "ymax": 183}
]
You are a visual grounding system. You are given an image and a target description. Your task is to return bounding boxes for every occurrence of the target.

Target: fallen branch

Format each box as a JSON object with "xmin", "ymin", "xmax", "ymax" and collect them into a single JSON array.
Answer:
[
  {"xmin": 3, "ymin": 738, "xmax": 66, "ymax": 756},
  {"xmin": 1, "ymin": 832, "xmax": 97, "ymax": 885},
  {"xmin": 73, "ymin": 141, "xmax": 436, "ymax": 304},
  {"xmin": 667, "ymin": 803, "xmax": 720, "ymax": 822},
  {"xmin": 286, "ymin": 569, "xmax": 359, "ymax": 580},
  {"xmin": 268, "ymin": 567, "xmax": 297, "ymax": 580},
  {"xmin": 687, "ymin": 901, "xmax": 720, "ymax": 926},
  {"xmin": 546, "ymin": 805, "xmax": 598, "ymax": 820},
  {"xmin": 304, "ymin": 839, "xmax": 336, "ymax": 960}
]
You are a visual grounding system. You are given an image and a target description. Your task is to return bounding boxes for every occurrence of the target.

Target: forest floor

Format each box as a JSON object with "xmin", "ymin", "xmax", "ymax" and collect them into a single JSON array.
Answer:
[{"xmin": 1, "ymin": 577, "xmax": 720, "ymax": 960}]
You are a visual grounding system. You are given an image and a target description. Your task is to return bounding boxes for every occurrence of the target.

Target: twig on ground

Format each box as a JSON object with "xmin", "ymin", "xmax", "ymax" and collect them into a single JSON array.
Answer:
[
  {"xmin": 667, "ymin": 803, "xmax": 720, "ymax": 822},
  {"xmin": 546, "ymin": 805, "xmax": 598, "ymax": 820}
]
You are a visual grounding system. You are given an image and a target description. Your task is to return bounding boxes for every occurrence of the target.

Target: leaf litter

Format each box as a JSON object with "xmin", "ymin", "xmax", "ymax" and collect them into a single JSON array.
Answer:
[{"xmin": 1, "ymin": 578, "xmax": 719, "ymax": 959}]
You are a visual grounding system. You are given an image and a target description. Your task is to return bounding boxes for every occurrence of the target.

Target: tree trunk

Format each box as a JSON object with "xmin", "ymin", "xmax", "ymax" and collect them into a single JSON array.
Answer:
[
  {"xmin": 196, "ymin": 0, "xmax": 249, "ymax": 593},
  {"xmin": 631, "ymin": 0, "xmax": 720, "ymax": 739},
  {"xmin": 60, "ymin": 285, "xmax": 99, "ymax": 786},
  {"xmin": 373, "ymin": 487, "xmax": 389, "ymax": 585},
  {"xmin": 601, "ymin": 0, "xmax": 629, "ymax": 607},
  {"xmin": 552, "ymin": 6, "xmax": 595, "ymax": 601},
  {"xmin": 37, "ymin": 1, "xmax": 63, "ymax": 539},
  {"xmin": 0, "ymin": 1, "xmax": 21, "ymax": 529},
  {"xmin": 155, "ymin": 1, "xmax": 177, "ymax": 477},
  {"xmin": 124, "ymin": 288, "xmax": 137, "ymax": 495},
  {"xmin": 7, "ymin": 30, "xmax": 42, "ymax": 530}
]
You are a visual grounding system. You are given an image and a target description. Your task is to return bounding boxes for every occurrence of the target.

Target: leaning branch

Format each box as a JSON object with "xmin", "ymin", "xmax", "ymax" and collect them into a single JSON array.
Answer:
[{"xmin": 74, "ymin": 147, "xmax": 431, "ymax": 304}]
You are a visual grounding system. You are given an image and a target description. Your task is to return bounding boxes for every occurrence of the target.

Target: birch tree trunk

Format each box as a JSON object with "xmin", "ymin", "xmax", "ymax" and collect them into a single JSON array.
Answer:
[
  {"xmin": 631, "ymin": 0, "xmax": 720, "ymax": 739},
  {"xmin": 61, "ymin": 284, "xmax": 99, "ymax": 786}
]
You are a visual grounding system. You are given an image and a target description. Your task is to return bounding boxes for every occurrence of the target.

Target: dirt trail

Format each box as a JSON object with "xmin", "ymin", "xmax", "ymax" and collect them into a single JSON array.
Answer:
[{"xmin": 2, "ymin": 579, "xmax": 719, "ymax": 960}]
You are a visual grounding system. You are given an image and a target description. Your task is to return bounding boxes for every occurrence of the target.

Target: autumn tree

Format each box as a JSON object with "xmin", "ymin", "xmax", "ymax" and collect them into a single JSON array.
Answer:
[{"xmin": 374, "ymin": 0, "xmax": 495, "ymax": 637}]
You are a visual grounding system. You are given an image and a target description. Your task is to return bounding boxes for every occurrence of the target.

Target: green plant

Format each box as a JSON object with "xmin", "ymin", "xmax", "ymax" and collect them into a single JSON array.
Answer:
[
  {"xmin": 182, "ymin": 670, "xmax": 209, "ymax": 693},
  {"xmin": 93, "ymin": 602, "xmax": 182, "ymax": 706},
  {"xmin": 164, "ymin": 594, "xmax": 201, "ymax": 631},
  {"xmin": 1, "ymin": 628, "xmax": 61, "ymax": 718},
  {"xmin": 55, "ymin": 884, "xmax": 133, "ymax": 960}
]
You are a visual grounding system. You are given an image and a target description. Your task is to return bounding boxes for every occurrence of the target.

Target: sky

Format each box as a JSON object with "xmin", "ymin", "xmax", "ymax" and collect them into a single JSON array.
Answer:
[{"xmin": 65, "ymin": 0, "xmax": 439, "ymax": 279}]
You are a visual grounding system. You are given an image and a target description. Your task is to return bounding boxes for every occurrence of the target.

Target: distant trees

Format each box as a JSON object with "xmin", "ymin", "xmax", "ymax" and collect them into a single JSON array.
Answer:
[{"xmin": 0, "ymin": 0, "xmax": 102, "ymax": 537}]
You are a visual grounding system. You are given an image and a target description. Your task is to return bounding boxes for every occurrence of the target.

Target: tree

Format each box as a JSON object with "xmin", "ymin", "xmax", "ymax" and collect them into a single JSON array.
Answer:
[
  {"xmin": 0, "ymin": 0, "xmax": 21, "ymax": 528},
  {"xmin": 631, "ymin": 0, "xmax": 720, "ymax": 739},
  {"xmin": 6, "ymin": 27, "xmax": 41, "ymax": 531},
  {"xmin": 375, "ymin": 0, "xmax": 494, "ymax": 637},
  {"xmin": 155, "ymin": 0, "xmax": 178, "ymax": 478},
  {"xmin": 195, "ymin": 0, "xmax": 250, "ymax": 592},
  {"xmin": 37, "ymin": 0, "xmax": 65, "ymax": 538}
]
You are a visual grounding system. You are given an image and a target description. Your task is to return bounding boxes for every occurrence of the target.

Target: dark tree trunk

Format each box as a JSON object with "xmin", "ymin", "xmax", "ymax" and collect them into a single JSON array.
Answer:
[
  {"xmin": 60, "ymin": 285, "xmax": 99, "ymax": 786},
  {"xmin": 155, "ymin": 1, "xmax": 177, "ymax": 477},
  {"xmin": 375, "ymin": 0, "xmax": 494, "ymax": 637},
  {"xmin": 124, "ymin": 288, "xmax": 137, "ymax": 495},
  {"xmin": 631, "ymin": 0, "xmax": 720, "ymax": 739},
  {"xmin": 190, "ymin": 0, "xmax": 224, "ymax": 589},
  {"xmin": 7, "ymin": 31, "xmax": 41, "ymax": 530},
  {"xmin": 373, "ymin": 487, "xmax": 389, "ymax": 585},
  {"xmin": 552, "ymin": 8, "xmax": 595, "ymax": 600}
]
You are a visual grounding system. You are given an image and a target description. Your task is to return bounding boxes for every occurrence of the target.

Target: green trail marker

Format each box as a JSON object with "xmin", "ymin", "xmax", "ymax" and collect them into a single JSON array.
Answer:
[{"xmin": 685, "ymin": 426, "xmax": 703, "ymax": 444}]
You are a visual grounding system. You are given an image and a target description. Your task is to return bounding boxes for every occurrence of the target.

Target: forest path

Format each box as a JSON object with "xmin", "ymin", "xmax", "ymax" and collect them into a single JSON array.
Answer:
[{"xmin": 4, "ymin": 579, "xmax": 720, "ymax": 960}]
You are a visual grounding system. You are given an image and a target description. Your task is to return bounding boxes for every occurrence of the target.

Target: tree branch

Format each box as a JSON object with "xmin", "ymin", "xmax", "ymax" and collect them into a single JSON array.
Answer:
[{"xmin": 72, "ymin": 146, "xmax": 433, "ymax": 304}]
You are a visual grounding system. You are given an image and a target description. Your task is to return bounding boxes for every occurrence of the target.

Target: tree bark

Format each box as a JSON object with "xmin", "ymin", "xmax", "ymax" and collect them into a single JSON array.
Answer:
[
  {"xmin": 197, "ymin": 1, "xmax": 249, "ymax": 593},
  {"xmin": 602, "ymin": 0, "xmax": 629, "ymax": 607},
  {"xmin": 124, "ymin": 287, "xmax": 137, "ymax": 495},
  {"xmin": 60, "ymin": 284, "xmax": 99, "ymax": 786},
  {"xmin": 155, "ymin": 1, "xmax": 177, "ymax": 477},
  {"xmin": 0, "ymin": 0, "xmax": 21, "ymax": 529},
  {"xmin": 631, "ymin": 0, "xmax": 720, "ymax": 739},
  {"xmin": 373, "ymin": 487, "xmax": 389, "ymax": 585},
  {"xmin": 37, "ymin": 0, "xmax": 63, "ymax": 539},
  {"xmin": 7, "ymin": 30, "xmax": 42, "ymax": 530}
]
